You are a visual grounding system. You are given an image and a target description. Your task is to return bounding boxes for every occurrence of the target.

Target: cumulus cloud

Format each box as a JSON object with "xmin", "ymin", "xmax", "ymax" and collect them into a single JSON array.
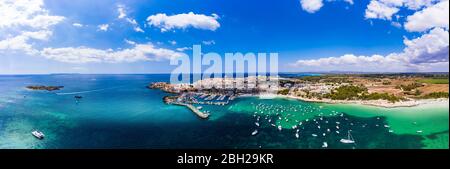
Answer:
[
  {"xmin": 404, "ymin": 0, "xmax": 449, "ymax": 32},
  {"xmin": 403, "ymin": 27, "xmax": 449, "ymax": 64},
  {"xmin": 365, "ymin": 0, "xmax": 400, "ymax": 20},
  {"xmin": 299, "ymin": 0, "xmax": 355, "ymax": 13},
  {"xmin": 365, "ymin": 0, "xmax": 444, "ymax": 21},
  {"xmin": 97, "ymin": 24, "xmax": 109, "ymax": 31},
  {"xmin": 0, "ymin": 0, "xmax": 65, "ymax": 29},
  {"xmin": 146, "ymin": 12, "xmax": 220, "ymax": 32},
  {"xmin": 40, "ymin": 43, "xmax": 185, "ymax": 63},
  {"xmin": 0, "ymin": 0, "xmax": 63, "ymax": 54},
  {"xmin": 300, "ymin": 0, "xmax": 324, "ymax": 13},
  {"xmin": 293, "ymin": 28, "xmax": 449, "ymax": 72}
]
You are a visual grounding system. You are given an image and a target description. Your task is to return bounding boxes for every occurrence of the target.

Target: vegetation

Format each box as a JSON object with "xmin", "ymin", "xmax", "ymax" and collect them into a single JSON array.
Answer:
[
  {"xmin": 324, "ymin": 85, "xmax": 367, "ymax": 100},
  {"xmin": 417, "ymin": 78, "xmax": 449, "ymax": 84},
  {"xmin": 420, "ymin": 92, "xmax": 449, "ymax": 99},
  {"xmin": 324, "ymin": 85, "xmax": 404, "ymax": 102},
  {"xmin": 396, "ymin": 83, "xmax": 422, "ymax": 91},
  {"xmin": 360, "ymin": 92, "xmax": 404, "ymax": 103},
  {"xmin": 382, "ymin": 81, "xmax": 391, "ymax": 85},
  {"xmin": 277, "ymin": 88, "xmax": 290, "ymax": 95}
]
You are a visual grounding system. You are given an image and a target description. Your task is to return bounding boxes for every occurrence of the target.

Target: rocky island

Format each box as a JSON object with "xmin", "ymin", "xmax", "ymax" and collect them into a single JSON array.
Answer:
[{"xmin": 26, "ymin": 85, "xmax": 64, "ymax": 91}]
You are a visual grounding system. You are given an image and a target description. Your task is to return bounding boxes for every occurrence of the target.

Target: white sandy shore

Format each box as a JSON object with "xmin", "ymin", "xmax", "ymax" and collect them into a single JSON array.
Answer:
[{"xmin": 238, "ymin": 93, "xmax": 449, "ymax": 108}]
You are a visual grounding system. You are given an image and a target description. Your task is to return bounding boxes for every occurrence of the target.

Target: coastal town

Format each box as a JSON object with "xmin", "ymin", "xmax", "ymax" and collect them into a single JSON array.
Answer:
[{"xmin": 149, "ymin": 73, "xmax": 449, "ymax": 118}]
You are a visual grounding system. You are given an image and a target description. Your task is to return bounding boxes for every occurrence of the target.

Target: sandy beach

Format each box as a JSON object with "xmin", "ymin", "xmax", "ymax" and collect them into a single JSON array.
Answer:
[{"xmin": 245, "ymin": 93, "xmax": 449, "ymax": 108}]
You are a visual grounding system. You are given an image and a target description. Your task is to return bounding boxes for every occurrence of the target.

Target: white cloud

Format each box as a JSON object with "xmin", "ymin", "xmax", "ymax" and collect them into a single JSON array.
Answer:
[
  {"xmin": 124, "ymin": 39, "xmax": 136, "ymax": 45},
  {"xmin": 403, "ymin": 27, "xmax": 449, "ymax": 64},
  {"xmin": 147, "ymin": 12, "xmax": 220, "ymax": 32},
  {"xmin": 293, "ymin": 27, "xmax": 449, "ymax": 72},
  {"xmin": 299, "ymin": 0, "xmax": 355, "ymax": 13},
  {"xmin": 40, "ymin": 43, "xmax": 185, "ymax": 63},
  {"xmin": 0, "ymin": 0, "xmax": 65, "ymax": 29},
  {"xmin": 344, "ymin": 0, "xmax": 354, "ymax": 5},
  {"xmin": 169, "ymin": 40, "xmax": 177, "ymax": 45},
  {"xmin": 404, "ymin": 0, "xmax": 449, "ymax": 32},
  {"xmin": 116, "ymin": 5, "xmax": 145, "ymax": 33},
  {"xmin": 97, "ymin": 24, "xmax": 109, "ymax": 31},
  {"xmin": 391, "ymin": 21, "xmax": 402, "ymax": 28},
  {"xmin": 0, "ymin": 0, "xmax": 63, "ymax": 55},
  {"xmin": 176, "ymin": 47, "xmax": 192, "ymax": 52},
  {"xmin": 72, "ymin": 23, "xmax": 83, "ymax": 27},
  {"xmin": 365, "ymin": 0, "xmax": 400, "ymax": 20},
  {"xmin": 300, "ymin": 0, "xmax": 324, "ymax": 13},
  {"xmin": 404, "ymin": 0, "xmax": 438, "ymax": 10},
  {"xmin": 117, "ymin": 5, "xmax": 127, "ymax": 19},
  {"xmin": 202, "ymin": 40, "xmax": 216, "ymax": 45}
]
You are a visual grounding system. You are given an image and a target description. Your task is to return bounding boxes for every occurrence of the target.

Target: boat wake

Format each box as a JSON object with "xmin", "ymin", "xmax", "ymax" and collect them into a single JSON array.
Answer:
[{"xmin": 55, "ymin": 86, "xmax": 124, "ymax": 95}]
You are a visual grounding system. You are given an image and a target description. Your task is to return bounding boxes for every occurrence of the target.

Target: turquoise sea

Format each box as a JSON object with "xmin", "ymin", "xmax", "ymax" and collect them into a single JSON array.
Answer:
[{"xmin": 0, "ymin": 74, "xmax": 448, "ymax": 149}]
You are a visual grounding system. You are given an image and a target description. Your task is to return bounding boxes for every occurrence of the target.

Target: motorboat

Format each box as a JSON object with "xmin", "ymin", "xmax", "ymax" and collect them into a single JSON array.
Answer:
[
  {"xmin": 32, "ymin": 130, "xmax": 44, "ymax": 139},
  {"xmin": 251, "ymin": 129, "xmax": 258, "ymax": 136}
]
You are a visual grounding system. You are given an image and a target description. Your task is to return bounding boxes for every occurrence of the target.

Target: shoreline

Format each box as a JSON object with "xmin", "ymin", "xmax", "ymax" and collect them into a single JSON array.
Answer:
[{"xmin": 238, "ymin": 93, "xmax": 449, "ymax": 108}]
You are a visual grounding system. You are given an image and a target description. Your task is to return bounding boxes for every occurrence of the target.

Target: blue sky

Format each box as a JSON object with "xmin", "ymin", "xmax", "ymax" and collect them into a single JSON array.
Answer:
[{"xmin": 0, "ymin": 0, "xmax": 448, "ymax": 74}]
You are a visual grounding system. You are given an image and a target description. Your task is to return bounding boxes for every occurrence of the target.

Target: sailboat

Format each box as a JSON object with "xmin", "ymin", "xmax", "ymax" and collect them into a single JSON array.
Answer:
[{"xmin": 340, "ymin": 130, "xmax": 355, "ymax": 144}]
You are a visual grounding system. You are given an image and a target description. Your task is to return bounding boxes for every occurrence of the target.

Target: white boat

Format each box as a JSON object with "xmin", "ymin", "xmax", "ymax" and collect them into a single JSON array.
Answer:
[
  {"xmin": 255, "ymin": 122, "xmax": 260, "ymax": 127},
  {"xmin": 32, "ymin": 130, "xmax": 44, "ymax": 139},
  {"xmin": 416, "ymin": 130, "xmax": 423, "ymax": 133},
  {"xmin": 277, "ymin": 125, "xmax": 282, "ymax": 131},
  {"xmin": 295, "ymin": 133, "xmax": 299, "ymax": 139},
  {"xmin": 312, "ymin": 134, "xmax": 317, "ymax": 137},
  {"xmin": 251, "ymin": 129, "xmax": 258, "ymax": 136},
  {"xmin": 322, "ymin": 142, "xmax": 328, "ymax": 148},
  {"xmin": 340, "ymin": 131, "xmax": 355, "ymax": 144}
]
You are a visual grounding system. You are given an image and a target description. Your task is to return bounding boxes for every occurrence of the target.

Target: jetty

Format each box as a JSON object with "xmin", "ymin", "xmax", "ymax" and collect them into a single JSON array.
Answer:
[{"xmin": 171, "ymin": 102, "xmax": 209, "ymax": 119}]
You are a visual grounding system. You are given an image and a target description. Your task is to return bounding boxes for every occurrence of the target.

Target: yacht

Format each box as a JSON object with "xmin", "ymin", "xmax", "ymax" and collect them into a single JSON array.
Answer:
[
  {"xmin": 322, "ymin": 142, "xmax": 328, "ymax": 148},
  {"xmin": 340, "ymin": 131, "xmax": 356, "ymax": 144},
  {"xmin": 32, "ymin": 130, "xmax": 44, "ymax": 139}
]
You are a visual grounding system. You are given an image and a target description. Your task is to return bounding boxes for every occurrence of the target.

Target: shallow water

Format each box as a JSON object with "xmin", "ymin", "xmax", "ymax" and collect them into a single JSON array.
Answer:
[{"xmin": 0, "ymin": 74, "xmax": 448, "ymax": 149}]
